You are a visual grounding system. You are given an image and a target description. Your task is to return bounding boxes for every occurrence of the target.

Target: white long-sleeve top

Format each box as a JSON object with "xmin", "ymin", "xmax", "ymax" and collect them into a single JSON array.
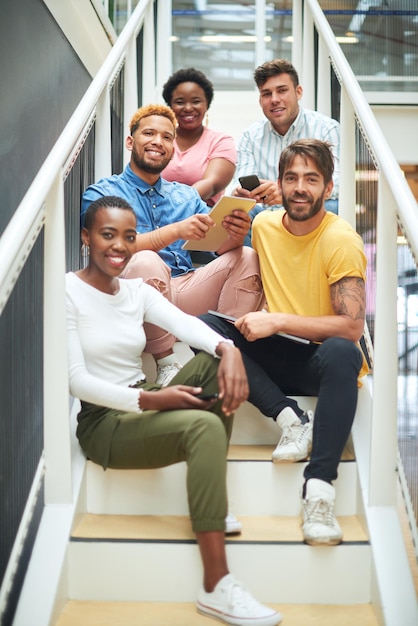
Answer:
[{"xmin": 66, "ymin": 273, "xmax": 229, "ymax": 413}]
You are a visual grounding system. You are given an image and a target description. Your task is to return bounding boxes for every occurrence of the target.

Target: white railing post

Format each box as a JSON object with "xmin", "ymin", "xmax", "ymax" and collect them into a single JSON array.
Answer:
[
  {"xmin": 43, "ymin": 172, "xmax": 72, "ymax": 505},
  {"xmin": 142, "ymin": 0, "xmax": 157, "ymax": 105},
  {"xmin": 338, "ymin": 85, "xmax": 356, "ymax": 227},
  {"xmin": 95, "ymin": 87, "xmax": 112, "ymax": 179},
  {"xmin": 301, "ymin": 1, "xmax": 315, "ymax": 109},
  {"xmin": 156, "ymin": 0, "xmax": 172, "ymax": 99},
  {"xmin": 124, "ymin": 36, "xmax": 139, "ymax": 166},
  {"xmin": 292, "ymin": 0, "xmax": 303, "ymax": 74},
  {"xmin": 369, "ymin": 177, "xmax": 399, "ymax": 507},
  {"xmin": 317, "ymin": 38, "xmax": 331, "ymax": 117}
]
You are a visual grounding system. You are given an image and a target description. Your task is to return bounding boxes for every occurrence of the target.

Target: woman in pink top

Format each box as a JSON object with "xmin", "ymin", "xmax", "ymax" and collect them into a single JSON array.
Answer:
[{"xmin": 162, "ymin": 68, "xmax": 236, "ymax": 207}]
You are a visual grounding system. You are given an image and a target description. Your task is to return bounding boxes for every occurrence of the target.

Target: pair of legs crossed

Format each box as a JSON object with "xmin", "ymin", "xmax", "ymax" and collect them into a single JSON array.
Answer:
[
  {"xmin": 76, "ymin": 352, "xmax": 232, "ymax": 531},
  {"xmin": 76, "ymin": 351, "xmax": 234, "ymax": 591}
]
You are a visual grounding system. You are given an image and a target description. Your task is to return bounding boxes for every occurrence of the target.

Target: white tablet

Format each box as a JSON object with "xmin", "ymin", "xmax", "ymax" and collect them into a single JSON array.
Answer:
[{"xmin": 182, "ymin": 196, "xmax": 256, "ymax": 252}]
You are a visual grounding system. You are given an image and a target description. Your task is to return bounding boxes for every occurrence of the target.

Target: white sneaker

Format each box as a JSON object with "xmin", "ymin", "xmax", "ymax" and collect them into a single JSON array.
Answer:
[
  {"xmin": 197, "ymin": 574, "xmax": 282, "ymax": 626},
  {"xmin": 272, "ymin": 408, "xmax": 313, "ymax": 463},
  {"xmin": 155, "ymin": 362, "xmax": 182, "ymax": 386},
  {"xmin": 225, "ymin": 512, "xmax": 242, "ymax": 535},
  {"xmin": 302, "ymin": 478, "xmax": 343, "ymax": 545}
]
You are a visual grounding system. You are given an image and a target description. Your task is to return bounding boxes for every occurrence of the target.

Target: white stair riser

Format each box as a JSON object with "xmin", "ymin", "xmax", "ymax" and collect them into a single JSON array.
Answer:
[
  {"xmin": 231, "ymin": 398, "xmax": 317, "ymax": 445},
  {"xmin": 68, "ymin": 541, "xmax": 371, "ymax": 604},
  {"xmin": 85, "ymin": 460, "xmax": 358, "ymax": 516}
]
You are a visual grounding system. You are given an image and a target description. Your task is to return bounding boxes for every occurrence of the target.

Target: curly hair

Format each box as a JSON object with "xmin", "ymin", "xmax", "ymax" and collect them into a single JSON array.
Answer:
[
  {"xmin": 162, "ymin": 68, "xmax": 214, "ymax": 108},
  {"xmin": 279, "ymin": 139, "xmax": 334, "ymax": 185},
  {"xmin": 83, "ymin": 196, "xmax": 135, "ymax": 230},
  {"xmin": 129, "ymin": 104, "xmax": 177, "ymax": 135},
  {"xmin": 253, "ymin": 59, "xmax": 299, "ymax": 89}
]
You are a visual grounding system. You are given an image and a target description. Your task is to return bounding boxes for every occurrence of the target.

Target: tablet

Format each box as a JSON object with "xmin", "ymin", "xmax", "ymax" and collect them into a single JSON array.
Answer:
[
  {"xmin": 182, "ymin": 196, "xmax": 256, "ymax": 252},
  {"xmin": 207, "ymin": 310, "xmax": 312, "ymax": 345}
]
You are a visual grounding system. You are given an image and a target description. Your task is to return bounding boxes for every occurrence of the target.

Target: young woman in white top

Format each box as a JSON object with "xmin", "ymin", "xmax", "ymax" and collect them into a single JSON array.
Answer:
[{"xmin": 66, "ymin": 195, "xmax": 281, "ymax": 626}]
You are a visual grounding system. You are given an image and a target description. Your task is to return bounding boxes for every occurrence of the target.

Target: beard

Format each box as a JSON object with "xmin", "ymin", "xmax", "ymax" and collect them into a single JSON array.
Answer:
[
  {"xmin": 282, "ymin": 190, "xmax": 325, "ymax": 221},
  {"xmin": 131, "ymin": 147, "xmax": 171, "ymax": 175}
]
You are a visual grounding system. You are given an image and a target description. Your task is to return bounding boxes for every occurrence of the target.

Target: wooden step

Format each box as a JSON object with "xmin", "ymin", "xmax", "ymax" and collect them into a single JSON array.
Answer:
[
  {"xmin": 55, "ymin": 599, "xmax": 380, "ymax": 626},
  {"xmin": 72, "ymin": 513, "xmax": 368, "ymax": 543}
]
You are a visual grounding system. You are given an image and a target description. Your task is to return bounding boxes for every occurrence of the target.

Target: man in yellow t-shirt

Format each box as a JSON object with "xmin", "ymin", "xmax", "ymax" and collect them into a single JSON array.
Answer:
[{"xmin": 201, "ymin": 139, "xmax": 368, "ymax": 546}]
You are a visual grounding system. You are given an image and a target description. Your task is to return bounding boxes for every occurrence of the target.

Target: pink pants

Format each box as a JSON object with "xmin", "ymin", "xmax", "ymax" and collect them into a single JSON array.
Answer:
[{"xmin": 122, "ymin": 247, "xmax": 265, "ymax": 354}]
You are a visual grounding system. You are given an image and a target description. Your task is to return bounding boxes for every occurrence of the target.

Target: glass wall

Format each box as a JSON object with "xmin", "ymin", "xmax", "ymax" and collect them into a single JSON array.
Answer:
[
  {"xmin": 171, "ymin": 1, "xmax": 418, "ymax": 95},
  {"xmin": 321, "ymin": 0, "xmax": 418, "ymax": 94},
  {"xmin": 102, "ymin": 1, "xmax": 417, "ymax": 95},
  {"xmin": 172, "ymin": 1, "xmax": 293, "ymax": 90}
]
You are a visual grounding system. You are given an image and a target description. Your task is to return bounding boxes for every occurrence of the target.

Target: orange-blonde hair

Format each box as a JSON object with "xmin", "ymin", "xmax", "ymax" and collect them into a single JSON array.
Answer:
[{"xmin": 129, "ymin": 104, "xmax": 177, "ymax": 135}]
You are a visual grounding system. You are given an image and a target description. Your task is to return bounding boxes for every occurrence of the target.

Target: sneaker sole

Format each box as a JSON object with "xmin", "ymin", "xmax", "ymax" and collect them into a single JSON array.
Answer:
[
  {"xmin": 303, "ymin": 535, "xmax": 343, "ymax": 546},
  {"xmin": 225, "ymin": 526, "xmax": 242, "ymax": 535},
  {"xmin": 197, "ymin": 604, "xmax": 282, "ymax": 626},
  {"xmin": 271, "ymin": 453, "xmax": 309, "ymax": 463}
]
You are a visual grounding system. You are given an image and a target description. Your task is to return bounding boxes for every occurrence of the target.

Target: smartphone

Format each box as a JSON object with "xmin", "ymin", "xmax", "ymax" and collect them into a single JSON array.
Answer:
[
  {"xmin": 239, "ymin": 174, "xmax": 261, "ymax": 191},
  {"xmin": 197, "ymin": 393, "xmax": 219, "ymax": 400}
]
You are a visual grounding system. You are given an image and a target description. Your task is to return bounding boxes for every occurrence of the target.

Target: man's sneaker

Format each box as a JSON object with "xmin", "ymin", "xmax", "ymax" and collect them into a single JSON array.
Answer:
[
  {"xmin": 302, "ymin": 478, "xmax": 343, "ymax": 545},
  {"xmin": 225, "ymin": 512, "xmax": 242, "ymax": 535},
  {"xmin": 197, "ymin": 573, "xmax": 282, "ymax": 626},
  {"xmin": 272, "ymin": 407, "xmax": 313, "ymax": 463},
  {"xmin": 155, "ymin": 362, "xmax": 182, "ymax": 386}
]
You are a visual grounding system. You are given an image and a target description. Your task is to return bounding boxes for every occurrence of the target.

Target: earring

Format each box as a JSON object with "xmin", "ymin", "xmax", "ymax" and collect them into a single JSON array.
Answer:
[
  {"xmin": 81, "ymin": 243, "xmax": 90, "ymax": 258},
  {"xmin": 205, "ymin": 112, "xmax": 209, "ymax": 127}
]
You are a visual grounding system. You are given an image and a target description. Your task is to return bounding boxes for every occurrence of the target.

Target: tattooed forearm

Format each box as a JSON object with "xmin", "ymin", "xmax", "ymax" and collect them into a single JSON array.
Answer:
[{"xmin": 331, "ymin": 277, "xmax": 366, "ymax": 320}]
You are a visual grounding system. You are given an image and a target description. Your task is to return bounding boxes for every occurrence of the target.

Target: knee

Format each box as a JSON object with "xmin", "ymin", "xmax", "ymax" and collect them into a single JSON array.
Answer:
[
  {"xmin": 240, "ymin": 246, "xmax": 261, "ymax": 273},
  {"xmin": 124, "ymin": 250, "xmax": 169, "ymax": 293},
  {"xmin": 185, "ymin": 411, "xmax": 227, "ymax": 454},
  {"xmin": 317, "ymin": 337, "xmax": 363, "ymax": 376},
  {"xmin": 234, "ymin": 247, "xmax": 263, "ymax": 294}
]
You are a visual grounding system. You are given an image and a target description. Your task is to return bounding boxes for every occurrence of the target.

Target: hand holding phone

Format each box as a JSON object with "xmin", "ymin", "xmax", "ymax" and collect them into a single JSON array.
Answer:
[
  {"xmin": 239, "ymin": 175, "xmax": 268, "ymax": 202},
  {"xmin": 239, "ymin": 175, "xmax": 260, "ymax": 191},
  {"xmin": 197, "ymin": 393, "xmax": 219, "ymax": 400}
]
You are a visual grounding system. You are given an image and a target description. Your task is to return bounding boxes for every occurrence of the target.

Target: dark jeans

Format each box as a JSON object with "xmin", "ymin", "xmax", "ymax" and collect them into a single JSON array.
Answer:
[{"xmin": 199, "ymin": 313, "xmax": 363, "ymax": 483}]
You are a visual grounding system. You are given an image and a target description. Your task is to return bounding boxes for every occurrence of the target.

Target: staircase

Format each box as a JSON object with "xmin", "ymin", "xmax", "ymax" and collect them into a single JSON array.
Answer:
[{"xmin": 53, "ymin": 345, "xmax": 380, "ymax": 626}]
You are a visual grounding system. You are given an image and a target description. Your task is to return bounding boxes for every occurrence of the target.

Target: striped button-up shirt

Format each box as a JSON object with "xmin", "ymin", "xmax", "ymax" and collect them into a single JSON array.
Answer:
[{"xmin": 235, "ymin": 106, "xmax": 340, "ymax": 201}]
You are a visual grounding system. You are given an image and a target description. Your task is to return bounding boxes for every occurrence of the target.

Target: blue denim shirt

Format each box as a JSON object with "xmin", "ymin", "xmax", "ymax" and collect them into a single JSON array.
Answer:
[{"xmin": 81, "ymin": 165, "xmax": 210, "ymax": 276}]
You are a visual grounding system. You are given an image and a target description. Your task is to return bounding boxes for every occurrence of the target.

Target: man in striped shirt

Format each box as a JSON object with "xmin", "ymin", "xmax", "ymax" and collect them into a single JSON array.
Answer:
[{"xmin": 232, "ymin": 59, "xmax": 340, "ymax": 244}]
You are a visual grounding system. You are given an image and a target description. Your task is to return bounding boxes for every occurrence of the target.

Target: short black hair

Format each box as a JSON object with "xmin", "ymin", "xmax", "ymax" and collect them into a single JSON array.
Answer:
[
  {"xmin": 83, "ymin": 196, "xmax": 135, "ymax": 230},
  {"xmin": 162, "ymin": 68, "xmax": 214, "ymax": 108}
]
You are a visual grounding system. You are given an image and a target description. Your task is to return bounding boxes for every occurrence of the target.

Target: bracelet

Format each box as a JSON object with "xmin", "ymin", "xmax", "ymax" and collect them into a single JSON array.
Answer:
[{"xmin": 137, "ymin": 389, "xmax": 142, "ymax": 411}]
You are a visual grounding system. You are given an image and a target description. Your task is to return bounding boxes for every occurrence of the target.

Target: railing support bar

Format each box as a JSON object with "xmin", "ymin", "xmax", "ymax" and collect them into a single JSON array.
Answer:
[
  {"xmin": 43, "ymin": 173, "xmax": 72, "ymax": 505},
  {"xmin": 369, "ymin": 177, "xmax": 398, "ymax": 507},
  {"xmin": 339, "ymin": 85, "xmax": 356, "ymax": 227}
]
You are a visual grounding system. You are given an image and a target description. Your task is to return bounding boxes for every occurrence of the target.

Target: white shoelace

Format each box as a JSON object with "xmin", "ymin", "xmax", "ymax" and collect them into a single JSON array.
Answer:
[
  {"xmin": 304, "ymin": 498, "xmax": 336, "ymax": 527},
  {"xmin": 281, "ymin": 422, "xmax": 310, "ymax": 445},
  {"xmin": 226, "ymin": 578, "xmax": 259, "ymax": 613}
]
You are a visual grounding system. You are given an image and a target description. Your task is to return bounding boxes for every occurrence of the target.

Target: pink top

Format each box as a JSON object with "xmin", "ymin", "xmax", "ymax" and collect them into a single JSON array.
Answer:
[{"xmin": 162, "ymin": 127, "xmax": 236, "ymax": 206}]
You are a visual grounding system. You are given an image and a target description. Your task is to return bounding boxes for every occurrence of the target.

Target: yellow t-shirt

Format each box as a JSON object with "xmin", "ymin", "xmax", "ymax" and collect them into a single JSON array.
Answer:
[{"xmin": 252, "ymin": 209, "xmax": 369, "ymax": 379}]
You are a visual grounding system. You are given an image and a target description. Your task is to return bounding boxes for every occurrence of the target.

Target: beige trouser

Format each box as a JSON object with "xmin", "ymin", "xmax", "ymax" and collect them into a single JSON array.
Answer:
[{"xmin": 122, "ymin": 247, "xmax": 265, "ymax": 354}]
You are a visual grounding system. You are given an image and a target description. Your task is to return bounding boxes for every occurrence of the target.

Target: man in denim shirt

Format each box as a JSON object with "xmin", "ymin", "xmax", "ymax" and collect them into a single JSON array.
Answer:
[{"xmin": 81, "ymin": 104, "xmax": 264, "ymax": 390}]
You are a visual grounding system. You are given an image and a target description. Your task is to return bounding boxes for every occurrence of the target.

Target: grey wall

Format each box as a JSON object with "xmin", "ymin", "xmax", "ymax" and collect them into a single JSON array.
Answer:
[{"xmin": 0, "ymin": 0, "xmax": 91, "ymax": 235}]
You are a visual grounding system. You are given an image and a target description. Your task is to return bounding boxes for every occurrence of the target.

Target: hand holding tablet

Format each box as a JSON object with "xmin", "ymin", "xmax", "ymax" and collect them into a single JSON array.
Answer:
[{"xmin": 182, "ymin": 196, "xmax": 256, "ymax": 252}]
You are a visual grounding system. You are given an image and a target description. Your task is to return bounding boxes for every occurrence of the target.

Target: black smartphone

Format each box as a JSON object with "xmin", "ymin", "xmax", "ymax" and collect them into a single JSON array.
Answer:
[
  {"xmin": 197, "ymin": 393, "xmax": 219, "ymax": 400},
  {"xmin": 239, "ymin": 174, "xmax": 260, "ymax": 191}
]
